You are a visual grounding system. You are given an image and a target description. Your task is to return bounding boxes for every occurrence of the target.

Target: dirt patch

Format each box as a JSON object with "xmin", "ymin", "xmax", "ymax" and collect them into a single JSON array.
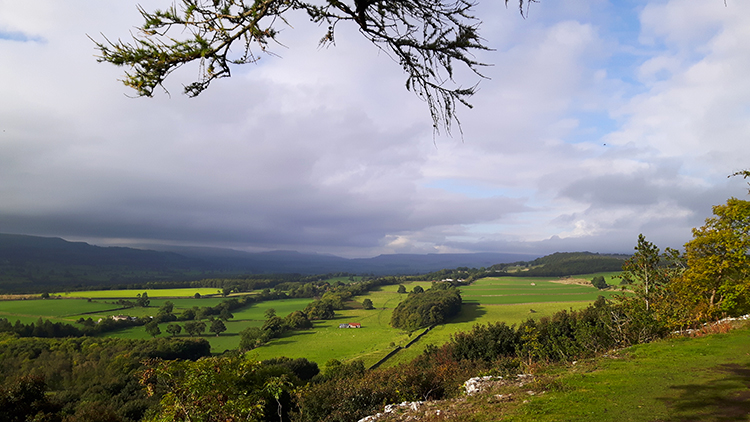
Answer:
[
  {"xmin": 0, "ymin": 294, "xmax": 41, "ymax": 300},
  {"xmin": 548, "ymin": 278, "xmax": 594, "ymax": 287}
]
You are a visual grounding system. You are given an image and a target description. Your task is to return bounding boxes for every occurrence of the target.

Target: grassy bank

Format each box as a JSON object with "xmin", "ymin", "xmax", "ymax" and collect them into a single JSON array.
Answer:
[
  {"xmin": 400, "ymin": 322, "xmax": 750, "ymax": 421},
  {"xmin": 511, "ymin": 322, "xmax": 750, "ymax": 422}
]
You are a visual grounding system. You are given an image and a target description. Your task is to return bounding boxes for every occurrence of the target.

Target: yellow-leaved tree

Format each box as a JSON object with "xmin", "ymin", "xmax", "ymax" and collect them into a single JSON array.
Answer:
[{"xmin": 677, "ymin": 197, "xmax": 750, "ymax": 321}]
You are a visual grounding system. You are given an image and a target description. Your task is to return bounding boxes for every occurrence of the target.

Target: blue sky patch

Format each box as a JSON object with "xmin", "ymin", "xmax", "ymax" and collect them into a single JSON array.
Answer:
[{"xmin": 0, "ymin": 30, "xmax": 44, "ymax": 43}]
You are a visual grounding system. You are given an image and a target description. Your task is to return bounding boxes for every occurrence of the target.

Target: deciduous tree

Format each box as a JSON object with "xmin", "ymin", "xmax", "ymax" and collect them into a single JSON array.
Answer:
[
  {"xmin": 145, "ymin": 321, "xmax": 161, "ymax": 337},
  {"xmin": 209, "ymin": 318, "xmax": 227, "ymax": 336},
  {"xmin": 139, "ymin": 357, "xmax": 266, "ymax": 422},
  {"xmin": 166, "ymin": 323, "xmax": 182, "ymax": 337},
  {"xmin": 591, "ymin": 276, "xmax": 607, "ymax": 290},
  {"xmin": 362, "ymin": 298, "xmax": 374, "ymax": 310},
  {"xmin": 184, "ymin": 320, "xmax": 207, "ymax": 336},
  {"xmin": 679, "ymin": 197, "xmax": 750, "ymax": 319}
]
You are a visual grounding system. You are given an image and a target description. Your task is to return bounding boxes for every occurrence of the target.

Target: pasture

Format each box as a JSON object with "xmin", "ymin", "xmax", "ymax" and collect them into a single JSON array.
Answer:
[
  {"xmin": 55, "ymin": 288, "xmax": 225, "ymax": 298},
  {"xmin": 0, "ymin": 273, "xmax": 622, "ymax": 361},
  {"xmin": 459, "ymin": 275, "xmax": 619, "ymax": 305},
  {"xmin": 248, "ymin": 285, "xmax": 413, "ymax": 366},
  {"xmin": 0, "ymin": 298, "xmax": 125, "ymax": 324},
  {"xmin": 101, "ymin": 297, "xmax": 315, "ymax": 353},
  {"xmin": 241, "ymin": 276, "xmax": 619, "ymax": 367}
]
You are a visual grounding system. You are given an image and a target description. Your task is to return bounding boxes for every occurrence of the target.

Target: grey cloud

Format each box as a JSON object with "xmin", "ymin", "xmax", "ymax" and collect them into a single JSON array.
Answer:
[{"xmin": 1, "ymin": 1, "xmax": 749, "ymax": 259}]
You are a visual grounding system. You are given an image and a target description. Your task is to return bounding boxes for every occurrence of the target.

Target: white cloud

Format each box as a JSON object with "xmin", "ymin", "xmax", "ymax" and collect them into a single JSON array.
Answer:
[{"xmin": 0, "ymin": 1, "xmax": 748, "ymax": 258}]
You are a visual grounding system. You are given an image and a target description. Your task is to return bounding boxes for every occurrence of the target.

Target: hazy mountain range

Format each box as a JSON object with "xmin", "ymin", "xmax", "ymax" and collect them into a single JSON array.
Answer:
[{"xmin": 0, "ymin": 234, "xmax": 541, "ymax": 290}]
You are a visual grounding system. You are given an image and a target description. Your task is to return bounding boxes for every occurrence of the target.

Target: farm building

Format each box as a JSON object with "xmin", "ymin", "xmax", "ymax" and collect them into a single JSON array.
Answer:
[{"xmin": 338, "ymin": 323, "xmax": 362, "ymax": 328}]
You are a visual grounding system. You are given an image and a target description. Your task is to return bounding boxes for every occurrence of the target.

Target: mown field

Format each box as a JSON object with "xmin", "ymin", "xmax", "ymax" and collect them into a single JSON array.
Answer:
[
  {"xmin": 0, "ymin": 273, "xmax": 621, "ymax": 360},
  {"xmin": 247, "ymin": 282, "xmax": 434, "ymax": 365},
  {"xmin": 246, "ymin": 275, "xmax": 620, "ymax": 367},
  {"xmin": 102, "ymin": 297, "xmax": 315, "ymax": 352},
  {"xmin": 0, "ymin": 299, "xmax": 125, "ymax": 324},
  {"xmin": 386, "ymin": 274, "xmax": 621, "ymax": 366},
  {"xmin": 54, "ymin": 287, "xmax": 226, "ymax": 298}
]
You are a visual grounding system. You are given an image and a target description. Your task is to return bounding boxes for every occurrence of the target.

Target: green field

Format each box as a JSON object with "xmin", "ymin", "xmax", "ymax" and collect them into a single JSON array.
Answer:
[
  {"xmin": 460, "ymin": 276, "xmax": 619, "ymax": 305},
  {"xmin": 101, "ymin": 297, "xmax": 315, "ymax": 353},
  {"xmin": 54, "ymin": 288, "xmax": 226, "ymax": 298},
  {"xmin": 241, "ymin": 276, "xmax": 619, "ymax": 367},
  {"xmin": 500, "ymin": 323, "xmax": 750, "ymax": 421},
  {"xmin": 1, "ymin": 274, "xmax": 621, "ymax": 361},
  {"xmin": 0, "ymin": 298, "xmax": 125, "ymax": 324},
  {"xmin": 0, "ymin": 295, "xmax": 238, "ymax": 324},
  {"xmin": 248, "ymin": 285, "xmax": 414, "ymax": 366}
]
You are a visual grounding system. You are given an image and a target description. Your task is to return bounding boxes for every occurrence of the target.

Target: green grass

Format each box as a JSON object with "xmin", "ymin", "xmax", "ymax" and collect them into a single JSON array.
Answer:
[
  {"xmin": 0, "ymin": 298, "xmax": 124, "ymax": 323},
  {"xmin": 384, "ymin": 277, "xmax": 619, "ymax": 366},
  {"xmin": 460, "ymin": 277, "xmax": 619, "ymax": 305},
  {"xmin": 101, "ymin": 298, "xmax": 315, "ymax": 353},
  {"xmin": 2, "ymin": 274, "xmax": 623, "ymax": 361},
  {"xmin": 498, "ymin": 323, "xmax": 750, "ymax": 422},
  {"xmin": 245, "ymin": 285, "xmax": 414, "ymax": 366},
  {"xmin": 55, "ymin": 288, "xmax": 225, "ymax": 298},
  {"xmin": 386, "ymin": 301, "xmax": 595, "ymax": 366},
  {"xmin": 241, "ymin": 277, "xmax": 613, "ymax": 368}
]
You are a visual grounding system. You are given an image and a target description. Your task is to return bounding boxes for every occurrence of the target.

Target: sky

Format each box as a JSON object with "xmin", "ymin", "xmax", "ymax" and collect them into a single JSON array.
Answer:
[{"xmin": 1, "ymin": 0, "xmax": 749, "ymax": 258}]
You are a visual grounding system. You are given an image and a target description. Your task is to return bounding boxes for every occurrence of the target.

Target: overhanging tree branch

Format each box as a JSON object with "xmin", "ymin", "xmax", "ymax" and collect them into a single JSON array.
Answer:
[{"xmin": 93, "ymin": 0, "xmax": 533, "ymax": 134}]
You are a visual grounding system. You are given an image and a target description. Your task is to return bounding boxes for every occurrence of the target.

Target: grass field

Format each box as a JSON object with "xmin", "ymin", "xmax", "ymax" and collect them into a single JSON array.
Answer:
[
  {"xmin": 386, "ymin": 275, "xmax": 619, "ymax": 366},
  {"xmin": 242, "ymin": 276, "xmax": 620, "ymax": 367},
  {"xmin": 0, "ymin": 298, "xmax": 125, "ymax": 324},
  {"xmin": 378, "ymin": 323, "xmax": 750, "ymax": 421},
  {"xmin": 248, "ymin": 285, "xmax": 414, "ymax": 366},
  {"xmin": 460, "ymin": 276, "xmax": 619, "ymax": 305},
  {"xmin": 101, "ymin": 297, "xmax": 315, "ymax": 353},
  {"xmin": 54, "ymin": 288, "xmax": 226, "ymax": 298},
  {"xmin": 499, "ymin": 323, "xmax": 750, "ymax": 421},
  {"xmin": 1, "ymin": 274, "xmax": 621, "ymax": 361}
]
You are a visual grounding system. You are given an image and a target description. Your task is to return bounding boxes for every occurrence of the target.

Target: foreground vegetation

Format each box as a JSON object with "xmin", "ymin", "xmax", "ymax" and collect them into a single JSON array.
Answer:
[
  {"xmin": 353, "ymin": 320, "xmax": 750, "ymax": 422},
  {"xmin": 0, "ymin": 192, "xmax": 748, "ymax": 421},
  {"xmin": 513, "ymin": 321, "xmax": 750, "ymax": 422}
]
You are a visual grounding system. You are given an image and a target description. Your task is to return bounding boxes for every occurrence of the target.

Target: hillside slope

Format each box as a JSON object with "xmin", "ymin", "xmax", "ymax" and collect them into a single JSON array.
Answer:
[
  {"xmin": 364, "ymin": 322, "xmax": 750, "ymax": 421},
  {"xmin": 491, "ymin": 252, "xmax": 628, "ymax": 277}
]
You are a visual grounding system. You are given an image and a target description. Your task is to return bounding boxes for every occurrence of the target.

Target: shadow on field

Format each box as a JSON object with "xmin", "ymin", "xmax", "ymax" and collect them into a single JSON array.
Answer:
[
  {"xmin": 276, "ymin": 330, "xmax": 316, "ymax": 340},
  {"xmin": 449, "ymin": 303, "xmax": 486, "ymax": 324},
  {"xmin": 658, "ymin": 363, "xmax": 750, "ymax": 421}
]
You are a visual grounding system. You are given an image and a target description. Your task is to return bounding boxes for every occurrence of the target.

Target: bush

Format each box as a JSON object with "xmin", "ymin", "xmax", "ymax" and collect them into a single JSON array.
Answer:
[
  {"xmin": 449, "ymin": 322, "xmax": 518, "ymax": 362},
  {"xmin": 591, "ymin": 276, "xmax": 608, "ymax": 289}
]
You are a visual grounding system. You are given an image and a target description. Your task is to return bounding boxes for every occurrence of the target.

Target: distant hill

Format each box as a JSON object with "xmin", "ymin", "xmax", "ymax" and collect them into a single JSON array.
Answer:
[
  {"xmin": 0, "ymin": 233, "xmax": 540, "ymax": 291},
  {"xmin": 0, "ymin": 234, "xmax": 214, "ymax": 290},
  {"xmin": 490, "ymin": 252, "xmax": 628, "ymax": 277}
]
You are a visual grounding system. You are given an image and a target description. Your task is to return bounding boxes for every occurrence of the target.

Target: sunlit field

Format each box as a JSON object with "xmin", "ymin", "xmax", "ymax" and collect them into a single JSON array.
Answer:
[
  {"xmin": 247, "ymin": 285, "xmax": 414, "ymax": 366},
  {"xmin": 460, "ymin": 276, "xmax": 619, "ymax": 305},
  {"xmin": 101, "ymin": 297, "xmax": 315, "ymax": 353},
  {"xmin": 2, "ymin": 274, "xmax": 621, "ymax": 361},
  {"xmin": 54, "ymin": 288, "xmax": 226, "ymax": 298},
  {"xmin": 242, "ymin": 276, "xmax": 619, "ymax": 367},
  {"xmin": 0, "ymin": 298, "xmax": 124, "ymax": 324}
]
